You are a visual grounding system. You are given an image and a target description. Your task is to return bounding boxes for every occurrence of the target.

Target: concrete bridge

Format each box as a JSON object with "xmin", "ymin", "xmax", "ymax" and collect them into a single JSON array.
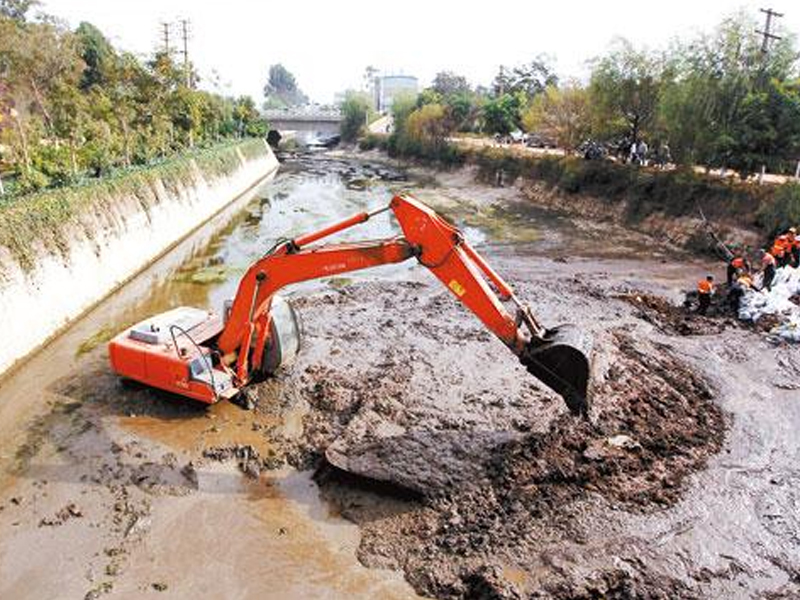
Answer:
[{"xmin": 264, "ymin": 108, "xmax": 342, "ymax": 137}]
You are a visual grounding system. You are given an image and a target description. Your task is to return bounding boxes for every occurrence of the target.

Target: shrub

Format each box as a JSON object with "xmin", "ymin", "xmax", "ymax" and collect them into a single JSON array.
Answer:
[
  {"xmin": 0, "ymin": 140, "xmax": 265, "ymax": 273},
  {"xmin": 358, "ymin": 133, "xmax": 388, "ymax": 151},
  {"xmin": 759, "ymin": 183, "xmax": 800, "ymax": 236}
]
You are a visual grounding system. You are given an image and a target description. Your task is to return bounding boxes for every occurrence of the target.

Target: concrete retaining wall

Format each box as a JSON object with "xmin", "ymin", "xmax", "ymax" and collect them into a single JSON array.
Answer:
[{"xmin": 0, "ymin": 142, "xmax": 279, "ymax": 377}]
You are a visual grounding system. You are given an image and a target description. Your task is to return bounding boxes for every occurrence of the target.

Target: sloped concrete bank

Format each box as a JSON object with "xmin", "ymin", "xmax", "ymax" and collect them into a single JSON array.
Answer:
[{"xmin": 0, "ymin": 141, "xmax": 279, "ymax": 377}]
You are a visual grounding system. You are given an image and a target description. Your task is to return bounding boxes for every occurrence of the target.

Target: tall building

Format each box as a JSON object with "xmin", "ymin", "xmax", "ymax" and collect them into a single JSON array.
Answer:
[{"xmin": 374, "ymin": 75, "xmax": 418, "ymax": 113}]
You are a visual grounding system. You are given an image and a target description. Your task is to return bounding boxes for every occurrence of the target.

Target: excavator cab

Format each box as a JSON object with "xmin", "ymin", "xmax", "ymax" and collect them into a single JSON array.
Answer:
[{"xmin": 222, "ymin": 294, "xmax": 301, "ymax": 377}]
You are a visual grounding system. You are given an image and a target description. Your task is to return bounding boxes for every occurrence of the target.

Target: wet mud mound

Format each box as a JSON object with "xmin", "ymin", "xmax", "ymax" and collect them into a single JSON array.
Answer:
[
  {"xmin": 491, "ymin": 332, "xmax": 724, "ymax": 509},
  {"xmin": 286, "ymin": 279, "xmax": 725, "ymax": 599},
  {"xmin": 336, "ymin": 333, "xmax": 723, "ymax": 599},
  {"xmin": 615, "ymin": 292, "xmax": 730, "ymax": 336}
]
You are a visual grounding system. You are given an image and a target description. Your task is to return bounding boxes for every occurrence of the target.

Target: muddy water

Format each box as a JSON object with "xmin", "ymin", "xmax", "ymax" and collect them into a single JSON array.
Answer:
[{"xmin": 0, "ymin": 154, "xmax": 433, "ymax": 599}]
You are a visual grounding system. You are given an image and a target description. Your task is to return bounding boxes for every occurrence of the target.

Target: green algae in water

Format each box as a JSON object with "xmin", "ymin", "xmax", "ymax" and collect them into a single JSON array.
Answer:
[
  {"xmin": 465, "ymin": 206, "xmax": 542, "ymax": 243},
  {"xmin": 75, "ymin": 325, "xmax": 120, "ymax": 357},
  {"xmin": 327, "ymin": 277, "xmax": 354, "ymax": 289},
  {"xmin": 172, "ymin": 265, "xmax": 236, "ymax": 285}
]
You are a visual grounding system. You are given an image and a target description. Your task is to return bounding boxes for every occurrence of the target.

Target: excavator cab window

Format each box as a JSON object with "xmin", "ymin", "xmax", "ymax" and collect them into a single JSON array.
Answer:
[{"xmin": 189, "ymin": 356, "xmax": 211, "ymax": 379}]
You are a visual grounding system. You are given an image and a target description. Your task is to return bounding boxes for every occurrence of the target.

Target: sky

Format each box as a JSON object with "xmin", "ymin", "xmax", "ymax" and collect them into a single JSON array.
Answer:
[{"xmin": 39, "ymin": 0, "xmax": 800, "ymax": 104}]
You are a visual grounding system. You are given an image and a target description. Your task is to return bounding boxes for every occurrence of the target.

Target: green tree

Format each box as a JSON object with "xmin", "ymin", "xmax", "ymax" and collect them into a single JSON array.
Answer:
[
  {"xmin": 589, "ymin": 38, "xmax": 662, "ymax": 143},
  {"xmin": 444, "ymin": 93, "xmax": 476, "ymax": 132},
  {"xmin": 482, "ymin": 93, "xmax": 523, "ymax": 135},
  {"xmin": 522, "ymin": 83, "xmax": 591, "ymax": 151},
  {"xmin": 232, "ymin": 95, "xmax": 267, "ymax": 137},
  {"xmin": 390, "ymin": 92, "xmax": 418, "ymax": 135},
  {"xmin": 168, "ymin": 86, "xmax": 204, "ymax": 148},
  {"xmin": 75, "ymin": 22, "xmax": 114, "ymax": 89},
  {"xmin": 657, "ymin": 11, "xmax": 797, "ymax": 169},
  {"xmin": 0, "ymin": 7, "xmax": 267, "ymax": 195},
  {"xmin": 263, "ymin": 64, "xmax": 307, "ymax": 108},
  {"xmin": 339, "ymin": 91, "xmax": 372, "ymax": 142},
  {"xmin": 730, "ymin": 79, "xmax": 800, "ymax": 176},
  {"xmin": 0, "ymin": 18, "xmax": 83, "ymax": 134}
]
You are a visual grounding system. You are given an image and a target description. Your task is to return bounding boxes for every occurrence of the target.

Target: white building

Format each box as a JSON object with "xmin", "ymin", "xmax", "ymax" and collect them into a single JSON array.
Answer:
[{"xmin": 374, "ymin": 75, "xmax": 418, "ymax": 113}]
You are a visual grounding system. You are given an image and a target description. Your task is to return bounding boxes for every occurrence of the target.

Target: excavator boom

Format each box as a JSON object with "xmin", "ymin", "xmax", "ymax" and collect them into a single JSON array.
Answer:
[{"xmin": 108, "ymin": 194, "xmax": 591, "ymax": 415}]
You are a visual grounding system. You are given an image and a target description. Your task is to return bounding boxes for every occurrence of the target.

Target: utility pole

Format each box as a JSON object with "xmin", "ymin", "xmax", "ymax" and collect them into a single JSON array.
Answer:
[
  {"xmin": 180, "ymin": 18, "xmax": 191, "ymax": 88},
  {"xmin": 756, "ymin": 8, "xmax": 783, "ymax": 54},
  {"xmin": 160, "ymin": 21, "xmax": 171, "ymax": 55}
]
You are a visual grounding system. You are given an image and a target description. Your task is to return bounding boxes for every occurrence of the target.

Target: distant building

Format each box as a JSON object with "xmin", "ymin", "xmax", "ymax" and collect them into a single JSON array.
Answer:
[{"xmin": 374, "ymin": 75, "xmax": 418, "ymax": 113}]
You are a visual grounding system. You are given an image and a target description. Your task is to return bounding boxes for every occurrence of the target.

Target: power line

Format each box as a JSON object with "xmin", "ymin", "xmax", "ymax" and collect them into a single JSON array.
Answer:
[{"xmin": 756, "ymin": 7, "xmax": 783, "ymax": 54}]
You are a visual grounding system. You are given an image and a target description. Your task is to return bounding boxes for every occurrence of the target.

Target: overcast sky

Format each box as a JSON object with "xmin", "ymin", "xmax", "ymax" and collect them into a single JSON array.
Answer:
[{"xmin": 40, "ymin": 0, "xmax": 799, "ymax": 104}]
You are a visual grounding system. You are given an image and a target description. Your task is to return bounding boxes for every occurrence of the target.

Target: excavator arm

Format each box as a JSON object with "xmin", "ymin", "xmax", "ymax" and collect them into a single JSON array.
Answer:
[{"xmin": 216, "ymin": 194, "xmax": 591, "ymax": 415}]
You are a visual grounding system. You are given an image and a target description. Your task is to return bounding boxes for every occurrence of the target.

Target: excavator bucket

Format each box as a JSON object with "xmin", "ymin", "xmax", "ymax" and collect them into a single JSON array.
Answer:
[{"xmin": 520, "ymin": 324, "xmax": 592, "ymax": 416}]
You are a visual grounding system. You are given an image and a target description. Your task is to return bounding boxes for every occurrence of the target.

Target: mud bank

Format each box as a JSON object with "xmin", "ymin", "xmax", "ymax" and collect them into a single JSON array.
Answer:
[
  {"xmin": 0, "ymin": 142, "xmax": 279, "ymax": 377},
  {"xmin": 340, "ymin": 147, "xmax": 764, "ymax": 257},
  {"xmin": 277, "ymin": 273, "xmax": 728, "ymax": 598},
  {"xmin": 518, "ymin": 179, "xmax": 762, "ymax": 257}
]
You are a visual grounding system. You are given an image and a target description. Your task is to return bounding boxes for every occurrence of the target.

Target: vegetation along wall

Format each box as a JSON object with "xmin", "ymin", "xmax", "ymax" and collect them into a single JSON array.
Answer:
[{"xmin": 0, "ymin": 139, "xmax": 279, "ymax": 377}]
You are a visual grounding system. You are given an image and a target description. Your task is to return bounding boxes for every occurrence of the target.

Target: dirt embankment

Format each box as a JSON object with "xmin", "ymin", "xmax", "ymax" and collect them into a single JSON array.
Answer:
[
  {"xmin": 517, "ymin": 180, "xmax": 763, "ymax": 258},
  {"xmin": 352, "ymin": 145, "xmax": 766, "ymax": 258},
  {"xmin": 353, "ymin": 144, "xmax": 775, "ymax": 257}
]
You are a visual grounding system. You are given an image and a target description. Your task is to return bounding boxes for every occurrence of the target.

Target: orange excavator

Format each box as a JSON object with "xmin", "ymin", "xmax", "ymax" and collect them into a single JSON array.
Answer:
[{"xmin": 109, "ymin": 195, "xmax": 592, "ymax": 415}]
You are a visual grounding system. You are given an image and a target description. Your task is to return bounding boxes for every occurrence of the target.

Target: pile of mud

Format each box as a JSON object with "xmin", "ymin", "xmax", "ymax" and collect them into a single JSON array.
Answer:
[
  {"xmin": 615, "ymin": 291, "xmax": 788, "ymax": 339},
  {"xmin": 615, "ymin": 292, "xmax": 730, "ymax": 336},
  {"xmin": 312, "ymin": 331, "xmax": 722, "ymax": 599},
  {"xmin": 278, "ymin": 280, "xmax": 725, "ymax": 599},
  {"xmin": 491, "ymin": 333, "xmax": 722, "ymax": 509}
]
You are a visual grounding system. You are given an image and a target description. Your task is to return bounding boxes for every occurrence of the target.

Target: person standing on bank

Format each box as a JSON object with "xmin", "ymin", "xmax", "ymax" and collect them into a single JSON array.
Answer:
[
  {"xmin": 697, "ymin": 275, "xmax": 715, "ymax": 315},
  {"xmin": 761, "ymin": 249, "xmax": 777, "ymax": 291}
]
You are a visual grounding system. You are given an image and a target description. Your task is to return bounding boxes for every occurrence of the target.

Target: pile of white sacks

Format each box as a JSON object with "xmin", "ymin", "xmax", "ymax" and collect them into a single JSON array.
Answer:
[{"xmin": 739, "ymin": 266, "xmax": 800, "ymax": 342}]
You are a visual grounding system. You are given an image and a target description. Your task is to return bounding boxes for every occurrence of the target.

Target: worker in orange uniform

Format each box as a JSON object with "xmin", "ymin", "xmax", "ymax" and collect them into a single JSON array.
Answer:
[
  {"xmin": 772, "ymin": 234, "xmax": 789, "ymax": 268},
  {"xmin": 697, "ymin": 275, "xmax": 715, "ymax": 315},
  {"xmin": 727, "ymin": 254, "xmax": 750, "ymax": 286},
  {"xmin": 788, "ymin": 227, "xmax": 799, "ymax": 267},
  {"xmin": 728, "ymin": 273, "xmax": 753, "ymax": 313},
  {"xmin": 761, "ymin": 249, "xmax": 777, "ymax": 291}
]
